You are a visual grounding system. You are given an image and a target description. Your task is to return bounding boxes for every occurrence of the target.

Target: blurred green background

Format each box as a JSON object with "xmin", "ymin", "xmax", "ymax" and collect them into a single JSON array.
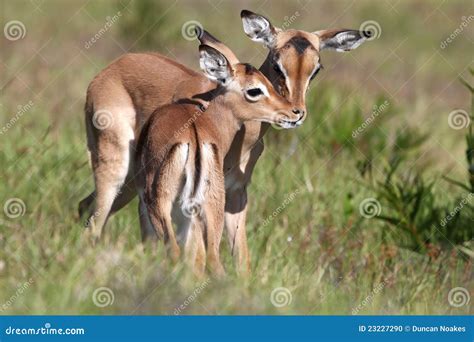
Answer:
[{"xmin": 0, "ymin": 0, "xmax": 472, "ymax": 315}]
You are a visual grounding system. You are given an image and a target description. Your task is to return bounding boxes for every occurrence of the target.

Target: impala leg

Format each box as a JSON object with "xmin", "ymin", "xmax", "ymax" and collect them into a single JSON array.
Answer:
[
  {"xmin": 79, "ymin": 172, "xmax": 136, "ymax": 224},
  {"xmin": 194, "ymin": 223, "xmax": 207, "ymax": 277},
  {"xmin": 142, "ymin": 192, "xmax": 181, "ymax": 262},
  {"xmin": 110, "ymin": 172, "xmax": 138, "ymax": 214},
  {"xmin": 138, "ymin": 193, "xmax": 159, "ymax": 242},
  {"xmin": 195, "ymin": 163, "xmax": 225, "ymax": 278},
  {"xmin": 81, "ymin": 100, "xmax": 136, "ymax": 241},
  {"xmin": 88, "ymin": 137, "xmax": 131, "ymax": 241},
  {"xmin": 224, "ymin": 188, "xmax": 250, "ymax": 275},
  {"xmin": 141, "ymin": 144, "xmax": 191, "ymax": 262},
  {"xmin": 204, "ymin": 184, "xmax": 226, "ymax": 277},
  {"xmin": 224, "ymin": 131, "xmax": 265, "ymax": 275},
  {"xmin": 182, "ymin": 218, "xmax": 206, "ymax": 277},
  {"xmin": 78, "ymin": 190, "xmax": 95, "ymax": 221}
]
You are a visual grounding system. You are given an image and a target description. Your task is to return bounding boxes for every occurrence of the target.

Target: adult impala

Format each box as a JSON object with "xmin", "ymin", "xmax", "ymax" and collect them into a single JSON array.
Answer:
[
  {"xmin": 79, "ymin": 10, "xmax": 369, "ymax": 273},
  {"xmin": 136, "ymin": 45, "xmax": 301, "ymax": 275}
]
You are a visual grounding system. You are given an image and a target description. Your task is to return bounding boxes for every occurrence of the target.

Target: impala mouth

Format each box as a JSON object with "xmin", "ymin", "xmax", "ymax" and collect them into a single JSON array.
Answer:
[
  {"xmin": 279, "ymin": 114, "xmax": 305, "ymax": 128},
  {"xmin": 271, "ymin": 110, "xmax": 305, "ymax": 129},
  {"xmin": 277, "ymin": 118, "xmax": 301, "ymax": 129}
]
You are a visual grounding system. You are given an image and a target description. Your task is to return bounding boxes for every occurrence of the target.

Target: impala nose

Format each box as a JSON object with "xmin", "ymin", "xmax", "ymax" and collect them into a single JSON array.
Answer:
[
  {"xmin": 292, "ymin": 108, "xmax": 305, "ymax": 119},
  {"xmin": 292, "ymin": 108, "xmax": 303, "ymax": 115}
]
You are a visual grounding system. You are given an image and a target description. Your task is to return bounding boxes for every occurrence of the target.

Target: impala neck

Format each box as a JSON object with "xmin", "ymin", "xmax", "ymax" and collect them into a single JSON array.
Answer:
[{"xmin": 206, "ymin": 92, "xmax": 244, "ymax": 153}]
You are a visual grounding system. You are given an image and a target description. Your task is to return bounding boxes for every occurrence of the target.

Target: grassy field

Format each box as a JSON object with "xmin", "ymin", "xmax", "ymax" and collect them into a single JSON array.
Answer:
[{"xmin": 1, "ymin": 0, "xmax": 472, "ymax": 315}]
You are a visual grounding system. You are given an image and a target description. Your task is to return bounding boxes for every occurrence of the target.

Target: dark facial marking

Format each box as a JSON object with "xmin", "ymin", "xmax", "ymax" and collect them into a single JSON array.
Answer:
[
  {"xmin": 243, "ymin": 63, "xmax": 257, "ymax": 75},
  {"xmin": 287, "ymin": 36, "xmax": 312, "ymax": 55}
]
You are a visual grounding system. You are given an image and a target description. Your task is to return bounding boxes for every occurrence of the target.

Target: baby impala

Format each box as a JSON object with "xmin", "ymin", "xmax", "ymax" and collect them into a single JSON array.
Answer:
[{"xmin": 135, "ymin": 44, "xmax": 302, "ymax": 275}]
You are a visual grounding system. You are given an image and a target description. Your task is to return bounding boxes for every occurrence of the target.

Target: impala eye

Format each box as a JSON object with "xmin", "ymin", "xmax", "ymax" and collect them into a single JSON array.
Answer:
[
  {"xmin": 273, "ymin": 63, "xmax": 283, "ymax": 75},
  {"xmin": 246, "ymin": 88, "xmax": 264, "ymax": 97},
  {"xmin": 310, "ymin": 65, "xmax": 323, "ymax": 81}
]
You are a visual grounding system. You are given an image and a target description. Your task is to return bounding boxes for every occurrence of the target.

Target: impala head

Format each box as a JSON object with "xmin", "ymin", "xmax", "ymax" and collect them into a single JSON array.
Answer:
[
  {"xmin": 199, "ymin": 44, "xmax": 301, "ymax": 129},
  {"xmin": 240, "ymin": 9, "xmax": 370, "ymax": 123}
]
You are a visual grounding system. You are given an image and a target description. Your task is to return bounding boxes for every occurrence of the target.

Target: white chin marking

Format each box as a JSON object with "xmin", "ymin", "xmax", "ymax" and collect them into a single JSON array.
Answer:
[
  {"xmin": 279, "ymin": 122, "xmax": 295, "ymax": 129},
  {"xmin": 279, "ymin": 120, "xmax": 304, "ymax": 129}
]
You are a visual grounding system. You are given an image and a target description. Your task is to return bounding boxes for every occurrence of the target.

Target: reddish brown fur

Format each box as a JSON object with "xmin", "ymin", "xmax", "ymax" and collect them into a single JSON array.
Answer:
[
  {"xmin": 134, "ymin": 59, "xmax": 299, "ymax": 275},
  {"xmin": 80, "ymin": 15, "xmax": 367, "ymax": 275}
]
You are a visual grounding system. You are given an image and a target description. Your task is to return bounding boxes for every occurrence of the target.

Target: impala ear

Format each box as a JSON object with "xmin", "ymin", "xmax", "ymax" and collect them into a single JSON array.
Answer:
[
  {"xmin": 199, "ymin": 45, "xmax": 233, "ymax": 86},
  {"xmin": 241, "ymin": 9, "xmax": 278, "ymax": 48},
  {"xmin": 314, "ymin": 29, "xmax": 370, "ymax": 52},
  {"xmin": 197, "ymin": 29, "xmax": 240, "ymax": 66}
]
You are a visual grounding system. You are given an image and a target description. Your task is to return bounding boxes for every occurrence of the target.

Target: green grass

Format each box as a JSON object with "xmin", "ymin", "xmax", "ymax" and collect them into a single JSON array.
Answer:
[
  {"xmin": 1, "ymin": 0, "xmax": 472, "ymax": 315},
  {"xmin": 0, "ymin": 90, "xmax": 471, "ymax": 315}
]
